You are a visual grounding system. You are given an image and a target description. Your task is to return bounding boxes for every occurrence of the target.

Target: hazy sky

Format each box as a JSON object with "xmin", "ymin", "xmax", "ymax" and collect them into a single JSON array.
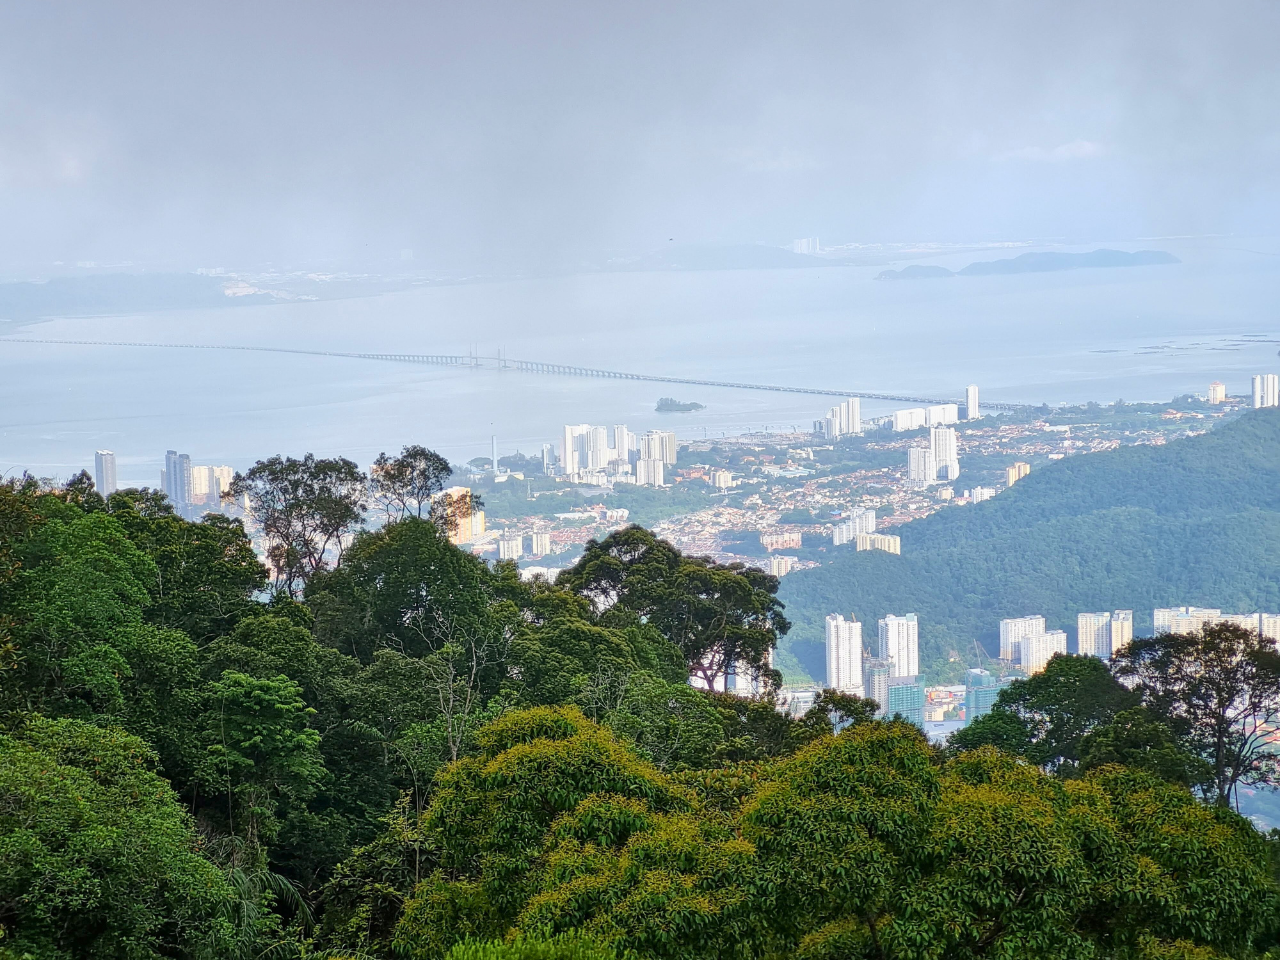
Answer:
[{"xmin": 1, "ymin": 1, "xmax": 1277, "ymax": 272}]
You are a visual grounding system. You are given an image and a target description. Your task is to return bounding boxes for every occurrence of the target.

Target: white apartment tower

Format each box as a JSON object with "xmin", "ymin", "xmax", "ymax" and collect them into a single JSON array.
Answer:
[
  {"xmin": 640, "ymin": 430, "xmax": 677, "ymax": 465},
  {"xmin": 966, "ymin": 384, "xmax": 980, "ymax": 420},
  {"xmin": 930, "ymin": 426, "xmax": 960, "ymax": 481},
  {"xmin": 907, "ymin": 447, "xmax": 936, "ymax": 485},
  {"xmin": 878, "ymin": 613, "xmax": 919, "ymax": 678},
  {"xmin": 1253, "ymin": 374, "xmax": 1279, "ymax": 409},
  {"xmin": 1000, "ymin": 615, "xmax": 1046, "ymax": 662},
  {"xmin": 822, "ymin": 398, "xmax": 862, "ymax": 439},
  {"xmin": 94, "ymin": 450, "xmax": 117, "ymax": 496},
  {"xmin": 1022, "ymin": 630, "xmax": 1068, "ymax": 675},
  {"xmin": 825, "ymin": 614, "xmax": 865, "ymax": 696},
  {"xmin": 1077, "ymin": 610, "xmax": 1132, "ymax": 659}
]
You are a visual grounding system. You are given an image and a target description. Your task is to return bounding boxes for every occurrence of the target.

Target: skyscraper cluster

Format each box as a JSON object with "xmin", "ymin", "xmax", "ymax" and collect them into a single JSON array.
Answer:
[
  {"xmin": 158, "ymin": 451, "xmax": 234, "ymax": 518},
  {"xmin": 556, "ymin": 424, "xmax": 674, "ymax": 487},
  {"xmin": 831, "ymin": 507, "xmax": 875, "ymax": 545},
  {"xmin": 824, "ymin": 611, "xmax": 922, "ymax": 723},
  {"xmin": 814, "ymin": 398, "xmax": 861, "ymax": 439}
]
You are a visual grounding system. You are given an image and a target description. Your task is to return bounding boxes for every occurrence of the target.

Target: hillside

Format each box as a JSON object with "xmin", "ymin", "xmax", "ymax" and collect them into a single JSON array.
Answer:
[{"xmin": 777, "ymin": 410, "xmax": 1280, "ymax": 683}]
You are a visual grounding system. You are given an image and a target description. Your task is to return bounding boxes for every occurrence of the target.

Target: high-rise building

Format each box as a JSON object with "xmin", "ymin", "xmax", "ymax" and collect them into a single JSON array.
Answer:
[
  {"xmin": 530, "ymin": 532, "xmax": 552, "ymax": 556},
  {"xmin": 877, "ymin": 613, "xmax": 919, "ymax": 678},
  {"xmin": 855, "ymin": 533, "xmax": 900, "ymax": 554},
  {"xmin": 1077, "ymin": 612, "xmax": 1112, "ymax": 658},
  {"xmin": 94, "ymin": 450, "xmax": 117, "ymax": 496},
  {"xmin": 1207, "ymin": 381, "xmax": 1226, "ymax": 404},
  {"xmin": 862, "ymin": 658, "xmax": 892, "ymax": 715},
  {"xmin": 885, "ymin": 676, "xmax": 926, "ymax": 726},
  {"xmin": 930, "ymin": 425, "xmax": 960, "ymax": 481},
  {"xmin": 1154, "ymin": 606, "xmax": 1222, "ymax": 635},
  {"xmin": 1021, "ymin": 629, "xmax": 1068, "ymax": 675},
  {"xmin": 822, "ymin": 398, "xmax": 861, "ymax": 439},
  {"xmin": 1110, "ymin": 610, "xmax": 1134, "ymax": 655},
  {"xmin": 612, "ymin": 425, "xmax": 635, "ymax": 461},
  {"xmin": 635, "ymin": 458, "xmax": 665, "ymax": 487},
  {"xmin": 1253, "ymin": 374, "xmax": 1280, "ymax": 409},
  {"xmin": 761, "ymin": 530, "xmax": 802, "ymax": 552},
  {"xmin": 709, "ymin": 468, "xmax": 735, "ymax": 490},
  {"xmin": 964, "ymin": 668, "xmax": 1010, "ymax": 725},
  {"xmin": 925, "ymin": 404, "xmax": 958, "ymax": 427},
  {"xmin": 825, "ymin": 613, "xmax": 865, "ymax": 696},
  {"xmin": 999, "ymin": 615, "xmax": 1045, "ymax": 662},
  {"xmin": 769, "ymin": 555, "xmax": 795, "ymax": 577},
  {"xmin": 892, "ymin": 408, "xmax": 927, "ymax": 431},
  {"xmin": 437, "ymin": 486, "xmax": 486, "ymax": 544},
  {"xmin": 965, "ymin": 384, "xmax": 980, "ymax": 420},
  {"xmin": 970, "ymin": 486, "xmax": 997, "ymax": 503},
  {"xmin": 189, "ymin": 465, "xmax": 233, "ymax": 507},
  {"xmin": 831, "ymin": 508, "xmax": 876, "ymax": 545},
  {"xmin": 163, "ymin": 450, "xmax": 192, "ymax": 510},
  {"xmin": 541, "ymin": 443, "xmax": 558, "ymax": 475},
  {"xmin": 1005, "ymin": 461, "xmax": 1030, "ymax": 486},
  {"xmin": 907, "ymin": 447, "xmax": 936, "ymax": 486},
  {"xmin": 497, "ymin": 536, "xmax": 523, "ymax": 560},
  {"xmin": 792, "ymin": 238, "xmax": 820, "ymax": 255}
]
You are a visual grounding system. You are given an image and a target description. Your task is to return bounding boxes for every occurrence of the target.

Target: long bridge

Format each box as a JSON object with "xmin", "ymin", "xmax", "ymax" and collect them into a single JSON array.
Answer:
[{"xmin": 0, "ymin": 337, "xmax": 1027, "ymax": 409}]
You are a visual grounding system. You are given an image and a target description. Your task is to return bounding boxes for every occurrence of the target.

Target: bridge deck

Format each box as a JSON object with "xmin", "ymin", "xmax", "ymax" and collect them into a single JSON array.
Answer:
[{"xmin": 0, "ymin": 337, "xmax": 1026, "ymax": 410}]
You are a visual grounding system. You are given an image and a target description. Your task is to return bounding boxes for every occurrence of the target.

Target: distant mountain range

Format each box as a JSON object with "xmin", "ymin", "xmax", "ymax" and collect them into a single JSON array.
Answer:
[
  {"xmin": 875, "ymin": 248, "xmax": 1180, "ymax": 280},
  {"xmin": 777, "ymin": 411, "xmax": 1280, "ymax": 683}
]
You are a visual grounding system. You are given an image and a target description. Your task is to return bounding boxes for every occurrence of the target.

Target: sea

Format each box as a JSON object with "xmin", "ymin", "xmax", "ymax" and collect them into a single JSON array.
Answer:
[{"xmin": 2, "ymin": 236, "xmax": 1279, "ymax": 486}]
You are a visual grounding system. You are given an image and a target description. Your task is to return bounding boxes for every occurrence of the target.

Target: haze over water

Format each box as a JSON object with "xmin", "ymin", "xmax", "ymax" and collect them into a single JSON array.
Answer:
[{"xmin": 2, "ymin": 236, "xmax": 1277, "ymax": 484}]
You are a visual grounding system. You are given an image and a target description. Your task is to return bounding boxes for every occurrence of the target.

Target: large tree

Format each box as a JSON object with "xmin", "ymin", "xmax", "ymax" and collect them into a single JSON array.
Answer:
[
  {"xmin": 370, "ymin": 444, "xmax": 456, "ymax": 522},
  {"xmin": 1114, "ymin": 622, "xmax": 1280, "ymax": 807},
  {"xmin": 558, "ymin": 527, "xmax": 789, "ymax": 690},
  {"xmin": 226, "ymin": 454, "xmax": 367, "ymax": 597}
]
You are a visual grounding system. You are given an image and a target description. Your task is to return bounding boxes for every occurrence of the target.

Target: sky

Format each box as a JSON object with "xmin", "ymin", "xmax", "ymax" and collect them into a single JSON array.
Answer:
[{"xmin": 1, "ymin": 1, "xmax": 1277, "ymax": 274}]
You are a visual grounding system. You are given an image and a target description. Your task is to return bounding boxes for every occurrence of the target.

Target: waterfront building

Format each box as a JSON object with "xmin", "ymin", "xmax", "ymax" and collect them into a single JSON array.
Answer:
[
  {"xmin": 966, "ymin": 384, "xmax": 980, "ymax": 420},
  {"xmin": 825, "ymin": 613, "xmax": 865, "ymax": 696},
  {"xmin": 162, "ymin": 450, "xmax": 192, "ymax": 512},
  {"xmin": 94, "ymin": 450, "xmax": 117, "ymax": 496},
  {"xmin": 892, "ymin": 408, "xmax": 928, "ymax": 431},
  {"xmin": 925, "ymin": 403, "xmax": 958, "ymax": 426},
  {"xmin": 878, "ymin": 613, "xmax": 919, "ymax": 678},
  {"xmin": 999, "ymin": 615, "xmax": 1045, "ymax": 662},
  {"xmin": 640, "ymin": 430, "xmax": 678, "ymax": 465},
  {"xmin": 1208, "ymin": 381, "xmax": 1226, "ymax": 404},
  {"xmin": 822, "ymin": 398, "xmax": 861, "ymax": 438}
]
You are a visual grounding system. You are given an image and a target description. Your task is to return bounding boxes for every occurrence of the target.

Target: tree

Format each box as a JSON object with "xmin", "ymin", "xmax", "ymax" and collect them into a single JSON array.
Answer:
[
  {"xmin": 987, "ymin": 653, "xmax": 1139, "ymax": 771},
  {"xmin": 805, "ymin": 688, "xmax": 879, "ymax": 730},
  {"xmin": 371, "ymin": 444, "xmax": 455, "ymax": 522},
  {"xmin": 1115, "ymin": 623, "xmax": 1280, "ymax": 807},
  {"xmin": 1078, "ymin": 707, "xmax": 1212, "ymax": 789},
  {"xmin": 226, "ymin": 454, "xmax": 367, "ymax": 597},
  {"xmin": 559, "ymin": 527, "xmax": 789, "ymax": 690},
  {"xmin": 199, "ymin": 670, "xmax": 326, "ymax": 846},
  {"xmin": 0, "ymin": 717, "xmax": 238, "ymax": 959}
]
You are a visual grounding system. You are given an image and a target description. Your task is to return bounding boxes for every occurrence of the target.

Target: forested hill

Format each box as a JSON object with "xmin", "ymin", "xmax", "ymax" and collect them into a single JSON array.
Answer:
[{"xmin": 778, "ymin": 409, "xmax": 1280, "ymax": 682}]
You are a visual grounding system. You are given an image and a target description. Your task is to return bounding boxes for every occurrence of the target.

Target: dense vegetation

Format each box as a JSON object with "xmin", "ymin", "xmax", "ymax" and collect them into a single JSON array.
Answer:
[
  {"xmin": 779, "ymin": 409, "xmax": 1280, "ymax": 680},
  {"xmin": 2, "ymin": 453, "xmax": 1279, "ymax": 960}
]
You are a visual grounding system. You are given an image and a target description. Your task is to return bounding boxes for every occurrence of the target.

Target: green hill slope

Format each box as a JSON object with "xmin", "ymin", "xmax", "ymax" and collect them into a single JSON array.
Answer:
[{"xmin": 777, "ymin": 409, "xmax": 1280, "ymax": 683}]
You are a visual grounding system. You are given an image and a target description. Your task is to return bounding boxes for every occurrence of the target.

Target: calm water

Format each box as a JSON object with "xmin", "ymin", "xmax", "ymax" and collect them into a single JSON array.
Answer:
[{"xmin": 2, "ymin": 237, "xmax": 1279, "ymax": 486}]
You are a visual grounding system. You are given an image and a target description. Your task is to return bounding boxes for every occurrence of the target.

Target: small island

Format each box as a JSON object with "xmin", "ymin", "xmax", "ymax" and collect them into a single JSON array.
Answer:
[{"xmin": 656, "ymin": 397, "xmax": 704, "ymax": 412}]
